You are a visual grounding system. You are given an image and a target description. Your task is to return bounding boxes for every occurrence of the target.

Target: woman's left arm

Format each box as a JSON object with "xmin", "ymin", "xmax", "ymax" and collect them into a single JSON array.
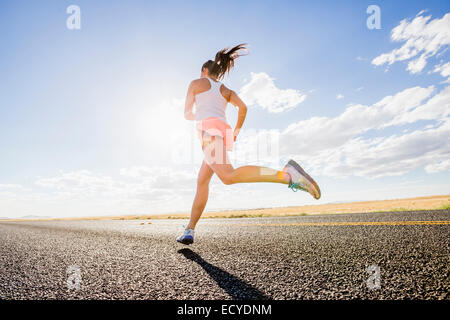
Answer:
[
  {"xmin": 229, "ymin": 90, "xmax": 247, "ymax": 141},
  {"xmin": 184, "ymin": 81, "xmax": 196, "ymax": 120}
]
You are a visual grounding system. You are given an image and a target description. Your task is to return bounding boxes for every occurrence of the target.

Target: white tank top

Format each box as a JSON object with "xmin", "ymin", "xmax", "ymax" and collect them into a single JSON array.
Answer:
[{"xmin": 195, "ymin": 78, "xmax": 228, "ymax": 123}]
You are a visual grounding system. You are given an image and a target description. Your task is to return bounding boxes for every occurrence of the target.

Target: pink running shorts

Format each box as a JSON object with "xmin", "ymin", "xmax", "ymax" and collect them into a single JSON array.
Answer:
[{"xmin": 196, "ymin": 117, "xmax": 234, "ymax": 151}]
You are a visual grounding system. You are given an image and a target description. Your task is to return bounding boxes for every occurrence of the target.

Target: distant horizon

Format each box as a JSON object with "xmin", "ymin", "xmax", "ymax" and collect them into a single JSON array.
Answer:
[{"xmin": 1, "ymin": 194, "xmax": 448, "ymax": 220}]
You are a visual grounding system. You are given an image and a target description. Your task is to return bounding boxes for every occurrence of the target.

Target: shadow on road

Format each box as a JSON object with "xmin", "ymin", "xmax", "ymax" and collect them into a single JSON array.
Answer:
[{"xmin": 178, "ymin": 248, "xmax": 270, "ymax": 300}]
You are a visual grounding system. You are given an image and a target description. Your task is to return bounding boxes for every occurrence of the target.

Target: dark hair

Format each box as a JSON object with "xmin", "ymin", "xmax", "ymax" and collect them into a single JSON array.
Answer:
[{"xmin": 202, "ymin": 43, "xmax": 248, "ymax": 80}]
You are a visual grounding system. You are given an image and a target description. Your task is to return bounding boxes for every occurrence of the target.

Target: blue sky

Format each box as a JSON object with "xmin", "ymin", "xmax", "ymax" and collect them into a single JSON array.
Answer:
[{"xmin": 1, "ymin": 0, "xmax": 449, "ymax": 218}]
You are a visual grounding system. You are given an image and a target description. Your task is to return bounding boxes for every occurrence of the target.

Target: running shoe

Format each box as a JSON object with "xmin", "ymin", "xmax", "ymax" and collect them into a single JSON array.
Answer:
[
  {"xmin": 176, "ymin": 228, "xmax": 194, "ymax": 245},
  {"xmin": 283, "ymin": 159, "xmax": 321, "ymax": 199}
]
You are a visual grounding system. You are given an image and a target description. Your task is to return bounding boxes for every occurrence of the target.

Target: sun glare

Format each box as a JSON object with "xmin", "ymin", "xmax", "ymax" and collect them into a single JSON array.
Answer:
[{"xmin": 140, "ymin": 98, "xmax": 191, "ymax": 146}]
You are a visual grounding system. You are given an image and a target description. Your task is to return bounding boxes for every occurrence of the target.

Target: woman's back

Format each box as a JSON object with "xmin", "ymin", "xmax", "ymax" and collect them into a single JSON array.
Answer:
[{"xmin": 194, "ymin": 78, "xmax": 228, "ymax": 123}]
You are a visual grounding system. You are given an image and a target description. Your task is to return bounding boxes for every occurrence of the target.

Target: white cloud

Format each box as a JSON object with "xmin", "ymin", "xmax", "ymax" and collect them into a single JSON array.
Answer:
[
  {"xmin": 388, "ymin": 85, "xmax": 450, "ymax": 126},
  {"xmin": 425, "ymin": 158, "xmax": 450, "ymax": 173},
  {"xmin": 0, "ymin": 165, "xmax": 201, "ymax": 218},
  {"xmin": 433, "ymin": 61, "xmax": 450, "ymax": 77},
  {"xmin": 275, "ymin": 85, "xmax": 450, "ymax": 178},
  {"xmin": 33, "ymin": 166, "xmax": 198, "ymax": 208},
  {"xmin": 239, "ymin": 72, "xmax": 307, "ymax": 113},
  {"xmin": 432, "ymin": 61, "xmax": 450, "ymax": 83},
  {"xmin": 120, "ymin": 166, "xmax": 197, "ymax": 189},
  {"xmin": 280, "ymin": 86, "xmax": 435, "ymax": 155},
  {"xmin": 372, "ymin": 12, "xmax": 450, "ymax": 74},
  {"xmin": 0, "ymin": 184, "xmax": 27, "ymax": 191},
  {"xmin": 406, "ymin": 54, "xmax": 428, "ymax": 74},
  {"xmin": 416, "ymin": 9, "xmax": 428, "ymax": 17},
  {"xmin": 336, "ymin": 94, "xmax": 344, "ymax": 100},
  {"xmin": 35, "ymin": 170, "xmax": 119, "ymax": 196},
  {"xmin": 304, "ymin": 120, "xmax": 450, "ymax": 178}
]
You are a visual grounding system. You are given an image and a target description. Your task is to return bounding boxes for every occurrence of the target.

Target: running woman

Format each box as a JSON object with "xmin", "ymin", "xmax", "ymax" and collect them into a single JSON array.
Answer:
[{"xmin": 177, "ymin": 44, "xmax": 321, "ymax": 244}]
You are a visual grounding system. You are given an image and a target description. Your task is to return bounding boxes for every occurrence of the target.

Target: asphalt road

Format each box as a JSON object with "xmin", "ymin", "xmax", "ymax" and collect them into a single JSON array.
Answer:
[{"xmin": 0, "ymin": 210, "xmax": 448, "ymax": 300}]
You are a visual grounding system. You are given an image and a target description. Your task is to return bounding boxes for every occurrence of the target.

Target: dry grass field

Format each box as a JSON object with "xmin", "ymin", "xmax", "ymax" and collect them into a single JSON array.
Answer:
[{"xmin": 2, "ymin": 195, "xmax": 449, "ymax": 222}]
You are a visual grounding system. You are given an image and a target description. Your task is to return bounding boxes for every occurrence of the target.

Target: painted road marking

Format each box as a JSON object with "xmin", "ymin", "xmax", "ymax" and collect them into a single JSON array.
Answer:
[{"xmin": 227, "ymin": 220, "xmax": 450, "ymax": 227}]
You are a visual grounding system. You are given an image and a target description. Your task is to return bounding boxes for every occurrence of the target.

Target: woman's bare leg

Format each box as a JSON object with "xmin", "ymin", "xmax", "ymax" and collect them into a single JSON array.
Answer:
[
  {"xmin": 214, "ymin": 164, "xmax": 290, "ymax": 184},
  {"xmin": 203, "ymin": 135, "xmax": 291, "ymax": 185},
  {"xmin": 186, "ymin": 161, "xmax": 214, "ymax": 230}
]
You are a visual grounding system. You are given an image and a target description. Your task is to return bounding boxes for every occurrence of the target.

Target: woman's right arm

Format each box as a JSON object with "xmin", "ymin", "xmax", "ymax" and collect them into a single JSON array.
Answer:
[{"xmin": 184, "ymin": 81, "xmax": 196, "ymax": 120}]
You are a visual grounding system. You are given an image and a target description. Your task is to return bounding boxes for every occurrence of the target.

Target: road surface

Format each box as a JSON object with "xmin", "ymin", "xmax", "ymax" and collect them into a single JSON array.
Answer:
[{"xmin": 0, "ymin": 210, "xmax": 448, "ymax": 299}]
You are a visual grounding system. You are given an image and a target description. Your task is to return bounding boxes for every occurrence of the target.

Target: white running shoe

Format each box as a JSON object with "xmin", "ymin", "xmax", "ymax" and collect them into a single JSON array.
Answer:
[
  {"xmin": 176, "ymin": 228, "xmax": 194, "ymax": 245},
  {"xmin": 283, "ymin": 159, "xmax": 321, "ymax": 199}
]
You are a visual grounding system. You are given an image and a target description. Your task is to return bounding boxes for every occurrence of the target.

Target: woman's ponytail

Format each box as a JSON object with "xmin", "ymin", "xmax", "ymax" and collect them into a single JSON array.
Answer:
[{"xmin": 202, "ymin": 43, "xmax": 248, "ymax": 80}]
